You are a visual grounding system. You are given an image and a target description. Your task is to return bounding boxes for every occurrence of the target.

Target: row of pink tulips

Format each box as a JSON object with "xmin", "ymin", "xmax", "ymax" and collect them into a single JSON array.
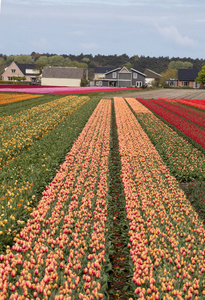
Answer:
[
  {"xmin": 0, "ymin": 85, "xmax": 137, "ymax": 95},
  {"xmin": 0, "ymin": 99, "xmax": 111, "ymax": 299},
  {"xmin": 114, "ymin": 97, "xmax": 205, "ymax": 299}
]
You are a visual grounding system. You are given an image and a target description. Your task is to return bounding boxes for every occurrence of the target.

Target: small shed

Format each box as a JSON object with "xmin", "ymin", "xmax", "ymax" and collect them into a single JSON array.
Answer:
[{"xmin": 41, "ymin": 66, "xmax": 84, "ymax": 87}]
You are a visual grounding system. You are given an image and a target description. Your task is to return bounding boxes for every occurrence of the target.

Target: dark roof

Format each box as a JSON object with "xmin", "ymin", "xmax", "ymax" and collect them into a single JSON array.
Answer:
[
  {"xmin": 104, "ymin": 66, "xmax": 146, "ymax": 77},
  {"xmin": 105, "ymin": 67, "xmax": 121, "ymax": 75},
  {"xmin": 42, "ymin": 66, "xmax": 84, "ymax": 79},
  {"xmin": 94, "ymin": 67, "xmax": 116, "ymax": 74},
  {"xmin": 14, "ymin": 61, "xmax": 38, "ymax": 75},
  {"xmin": 144, "ymin": 68, "xmax": 162, "ymax": 79},
  {"xmin": 178, "ymin": 69, "xmax": 199, "ymax": 81},
  {"xmin": 131, "ymin": 68, "xmax": 146, "ymax": 77}
]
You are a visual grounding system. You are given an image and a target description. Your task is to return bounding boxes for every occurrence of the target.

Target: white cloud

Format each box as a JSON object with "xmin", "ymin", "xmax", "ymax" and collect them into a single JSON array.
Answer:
[{"xmin": 156, "ymin": 25, "xmax": 196, "ymax": 48}]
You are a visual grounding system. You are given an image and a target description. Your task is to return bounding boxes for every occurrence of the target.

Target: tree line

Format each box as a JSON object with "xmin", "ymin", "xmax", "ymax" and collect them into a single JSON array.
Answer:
[{"xmin": 0, "ymin": 52, "xmax": 205, "ymax": 80}]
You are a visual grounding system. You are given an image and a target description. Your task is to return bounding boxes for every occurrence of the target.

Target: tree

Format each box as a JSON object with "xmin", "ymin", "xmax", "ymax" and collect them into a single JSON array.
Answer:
[
  {"xmin": 0, "ymin": 57, "xmax": 6, "ymax": 65},
  {"xmin": 168, "ymin": 60, "xmax": 193, "ymax": 69},
  {"xmin": 14, "ymin": 55, "xmax": 34, "ymax": 64},
  {"xmin": 12, "ymin": 76, "xmax": 26, "ymax": 82},
  {"xmin": 48, "ymin": 55, "xmax": 65, "ymax": 66},
  {"xmin": 64, "ymin": 57, "xmax": 71, "ymax": 66},
  {"xmin": 125, "ymin": 62, "xmax": 132, "ymax": 70},
  {"xmin": 31, "ymin": 52, "xmax": 41, "ymax": 61},
  {"xmin": 67, "ymin": 61, "xmax": 88, "ymax": 71},
  {"xmin": 195, "ymin": 65, "xmax": 205, "ymax": 85},
  {"xmin": 35, "ymin": 56, "xmax": 49, "ymax": 74},
  {"xmin": 6, "ymin": 55, "xmax": 15, "ymax": 65},
  {"xmin": 159, "ymin": 68, "xmax": 178, "ymax": 86}
]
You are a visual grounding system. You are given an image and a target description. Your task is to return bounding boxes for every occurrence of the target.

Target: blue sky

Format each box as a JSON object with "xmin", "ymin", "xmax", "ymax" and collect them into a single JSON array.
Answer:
[{"xmin": 1, "ymin": 0, "xmax": 205, "ymax": 59}]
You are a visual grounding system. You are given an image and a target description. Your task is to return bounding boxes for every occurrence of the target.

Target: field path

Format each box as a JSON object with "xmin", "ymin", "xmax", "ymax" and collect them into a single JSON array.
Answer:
[{"xmin": 108, "ymin": 88, "xmax": 205, "ymax": 99}]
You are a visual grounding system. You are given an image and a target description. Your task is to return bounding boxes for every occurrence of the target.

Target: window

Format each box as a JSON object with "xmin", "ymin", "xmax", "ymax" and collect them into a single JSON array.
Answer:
[
  {"xmin": 8, "ymin": 77, "xmax": 13, "ymax": 81},
  {"xmin": 11, "ymin": 69, "xmax": 16, "ymax": 73},
  {"xmin": 112, "ymin": 72, "xmax": 117, "ymax": 78},
  {"xmin": 181, "ymin": 81, "xmax": 190, "ymax": 87},
  {"xmin": 133, "ymin": 72, "xmax": 137, "ymax": 79}
]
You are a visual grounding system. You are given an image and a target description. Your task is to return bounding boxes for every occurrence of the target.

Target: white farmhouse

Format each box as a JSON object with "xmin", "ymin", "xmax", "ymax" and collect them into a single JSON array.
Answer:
[{"xmin": 41, "ymin": 66, "xmax": 84, "ymax": 87}]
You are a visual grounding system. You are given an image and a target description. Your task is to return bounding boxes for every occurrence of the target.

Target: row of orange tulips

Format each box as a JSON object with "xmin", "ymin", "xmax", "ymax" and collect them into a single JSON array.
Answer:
[
  {"xmin": 115, "ymin": 97, "xmax": 205, "ymax": 299},
  {"xmin": 0, "ymin": 93, "xmax": 43, "ymax": 106},
  {"xmin": 0, "ymin": 99, "xmax": 111, "ymax": 300}
]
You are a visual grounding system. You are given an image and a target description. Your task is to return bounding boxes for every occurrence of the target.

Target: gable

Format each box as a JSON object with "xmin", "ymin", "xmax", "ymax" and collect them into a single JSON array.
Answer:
[{"xmin": 119, "ymin": 66, "xmax": 130, "ymax": 73}]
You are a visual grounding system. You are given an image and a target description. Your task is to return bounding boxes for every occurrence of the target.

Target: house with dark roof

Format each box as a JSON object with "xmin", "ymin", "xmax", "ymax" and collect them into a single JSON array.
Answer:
[
  {"xmin": 2, "ymin": 61, "xmax": 40, "ymax": 83},
  {"xmin": 93, "ymin": 67, "xmax": 115, "ymax": 86},
  {"xmin": 41, "ymin": 66, "xmax": 84, "ymax": 87},
  {"xmin": 144, "ymin": 68, "xmax": 162, "ymax": 87},
  {"xmin": 94, "ymin": 66, "xmax": 146, "ymax": 87},
  {"xmin": 178, "ymin": 68, "xmax": 200, "ymax": 88}
]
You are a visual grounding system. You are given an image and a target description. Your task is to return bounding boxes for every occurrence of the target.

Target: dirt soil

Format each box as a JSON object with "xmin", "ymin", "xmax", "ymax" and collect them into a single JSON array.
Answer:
[{"xmin": 107, "ymin": 88, "xmax": 205, "ymax": 100}]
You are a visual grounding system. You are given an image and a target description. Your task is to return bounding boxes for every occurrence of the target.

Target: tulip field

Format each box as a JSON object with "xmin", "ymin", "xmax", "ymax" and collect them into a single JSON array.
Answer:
[
  {"xmin": 0, "ymin": 92, "xmax": 205, "ymax": 299},
  {"xmin": 136, "ymin": 98, "xmax": 205, "ymax": 148}
]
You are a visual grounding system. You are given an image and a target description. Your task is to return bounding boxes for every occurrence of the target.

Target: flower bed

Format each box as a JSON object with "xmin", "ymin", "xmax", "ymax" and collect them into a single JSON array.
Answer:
[
  {"xmin": 136, "ymin": 98, "xmax": 205, "ymax": 148},
  {"xmin": 0, "ymin": 99, "xmax": 111, "ymax": 299},
  {"xmin": 0, "ymin": 85, "xmax": 138, "ymax": 95},
  {"xmin": 0, "ymin": 96, "xmax": 100, "ymax": 251},
  {"xmin": 0, "ymin": 93, "xmax": 43, "ymax": 105},
  {"xmin": 0, "ymin": 95, "xmax": 89, "ymax": 169},
  {"xmin": 149, "ymin": 98, "xmax": 205, "ymax": 129},
  {"xmin": 159, "ymin": 98, "xmax": 205, "ymax": 111},
  {"xmin": 126, "ymin": 98, "xmax": 205, "ymax": 181},
  {"xmin": 114, "ymin": 97, "xmax": 205, "ymax": 299}
]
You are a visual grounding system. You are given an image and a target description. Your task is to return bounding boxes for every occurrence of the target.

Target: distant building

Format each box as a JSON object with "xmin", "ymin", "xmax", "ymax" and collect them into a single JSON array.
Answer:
[
  {"xmin": 41, "ymin": 66, "xmax": 84, "ymax": 87},
  {"xmin": 94, "ymin": 66, "xmax": 146, "ymax": 88},
  {"xmin": 2, "ymin": 61, "xmax": 40, "ymax": 83},
  {"xmin": 144, "ymin": 68, "xmax": 162, "ymax": 87},
  {"xmin": 178, "ymin": 69, "xmax": 200, "ymax": 88}
]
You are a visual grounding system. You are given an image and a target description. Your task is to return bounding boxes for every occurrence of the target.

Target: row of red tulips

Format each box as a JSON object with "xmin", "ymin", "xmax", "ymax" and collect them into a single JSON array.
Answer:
[
  {"xmin": 157, "ymin": 99, "xmax": 205, "ymax": 119},
  {"xmin": 114, "ymin": 97, "xmax": 205, "ymax": 299},
  {"xmin": 159, "ymin": 98, "xmax": 205, "ymax": 111},
  {"xmin": 125, "ymin": 97, "xmax": 205, "ymax": 181},
  {"xmin": 149, "ymin": 99, "xmax": 205, "ymax": 129},
  {"xmin": 0, "ymin": 99, "xmax": 111, "ymax": 300},
  {"xmin": 136, "ymin": 98, "xmax": 205, "ymax": 148}
]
